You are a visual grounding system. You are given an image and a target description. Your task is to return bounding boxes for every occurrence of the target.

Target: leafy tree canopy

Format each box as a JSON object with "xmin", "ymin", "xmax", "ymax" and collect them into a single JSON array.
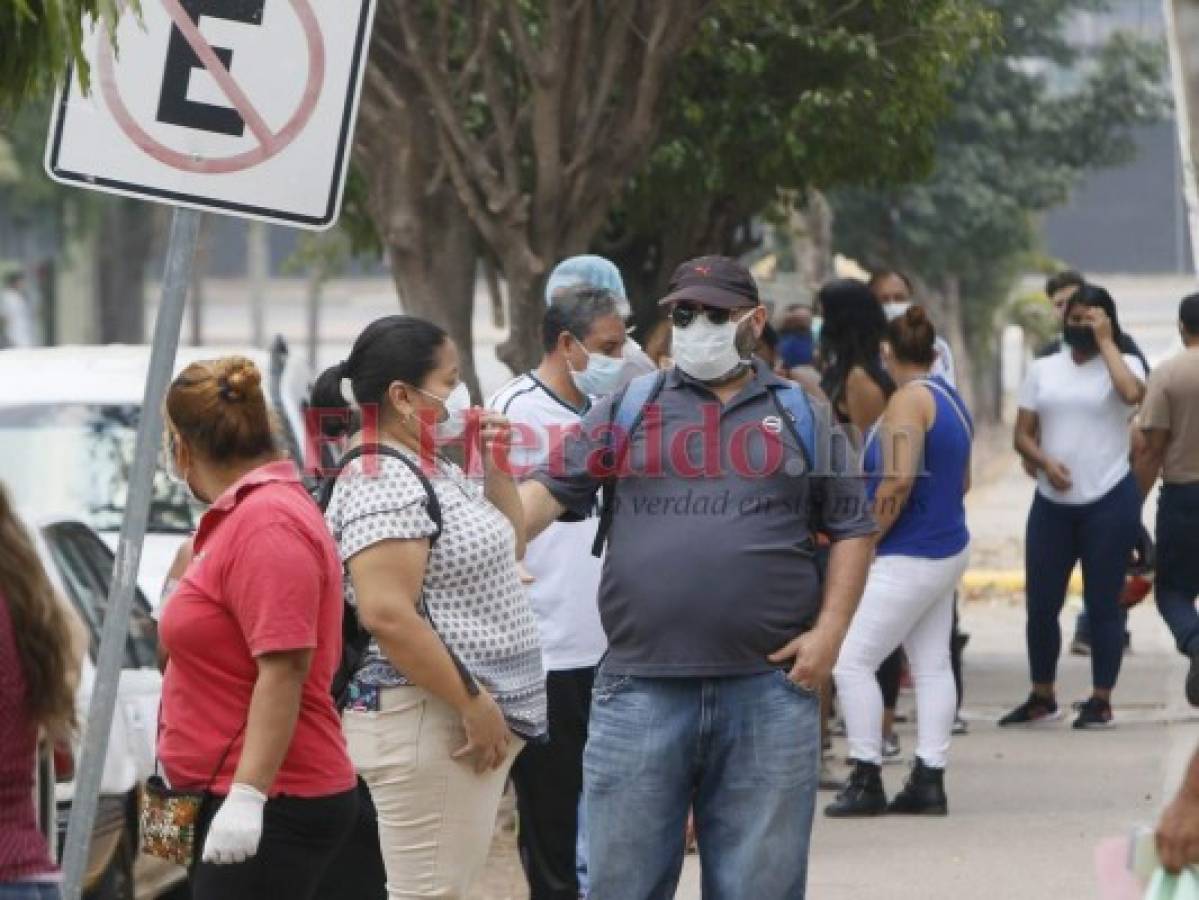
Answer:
[
  {"xmin": 600, "ymin": 0, "xmax": 996, "ymax": 311},
  {"xmin": 0, "ymin": 0, "xmax": 122, "ymax": 114},
  {"xmin": 832, "ymin": 0, "xmax": 1168, "ymax": 346}
]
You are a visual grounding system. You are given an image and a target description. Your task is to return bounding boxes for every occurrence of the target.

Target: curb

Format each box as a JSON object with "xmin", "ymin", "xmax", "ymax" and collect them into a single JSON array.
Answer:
[{"xmin": 962, "ymin": 569, "xmax": 1084, "ymax": 594}]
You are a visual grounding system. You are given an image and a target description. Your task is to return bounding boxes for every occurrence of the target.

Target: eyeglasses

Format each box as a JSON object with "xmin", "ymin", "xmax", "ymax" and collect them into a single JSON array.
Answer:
[{"xmin": 670, "ymin": 304, "xmax": 753, "ymax": 328}]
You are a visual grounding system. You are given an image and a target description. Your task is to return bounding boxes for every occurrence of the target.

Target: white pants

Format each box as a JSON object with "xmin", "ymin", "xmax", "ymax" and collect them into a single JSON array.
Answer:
[
  {"xmin": 343, "ymin": 686, "xmax": 524, "ymax": 899},
  {"xmin": 833, "ymin": 549, "xmax": 970, "ymax": 768}
]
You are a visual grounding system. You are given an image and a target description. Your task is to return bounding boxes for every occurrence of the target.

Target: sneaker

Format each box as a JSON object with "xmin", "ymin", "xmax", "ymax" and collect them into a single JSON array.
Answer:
[
  {"xmin": 1070, "ymin": 637, "xmax": 1091, "ymax": 657},
  {"xmin": 886, "ymin": 758, "xmax": 948, "ymax": 816},
  {"xmin": 1187, "ymin": 649, "xmax": 1199, "ymax": 708},
  {"xmin": 998, "ymin": 693, "xmax": 1062, "ymax": 727},
  {"xmin": 882, "ymin": 733, "xmax": 901, "ymax": 763},
  {"xmin": 1072, "ymin": 696, "xmax": 1114, "ymax": 729},
  {"xmin": 952, "ymin": 716, "xmax": 969, "ymax": 736},
  {"xmin": 824, "ymin": 761, "xmax": 887, "ymax": 818}
]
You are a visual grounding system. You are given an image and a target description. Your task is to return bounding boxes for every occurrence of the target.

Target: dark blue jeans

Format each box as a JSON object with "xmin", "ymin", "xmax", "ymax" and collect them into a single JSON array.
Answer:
[
  {"xmin": 1154, "ymin": 483, "xmax": 1199, "ymax": 655},
  {"xmin": 1025, "ymin": 474, "xmax": 1139, "ymax": 691},
  {"xmin": 584, "ymin": 670, "xmax": 820, "ymax": 900}
]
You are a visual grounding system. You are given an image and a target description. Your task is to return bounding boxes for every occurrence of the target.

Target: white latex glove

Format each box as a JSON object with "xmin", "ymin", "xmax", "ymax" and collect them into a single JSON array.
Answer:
[{"xmin": 202, "ymin": 783, "xmax": 267, "ymax": 865}]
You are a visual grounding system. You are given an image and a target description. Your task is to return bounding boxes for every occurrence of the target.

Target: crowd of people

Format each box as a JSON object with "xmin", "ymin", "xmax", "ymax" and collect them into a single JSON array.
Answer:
[{"xmin": 3, "ymin": 251, "xmax": 1199, "ymax": 900}]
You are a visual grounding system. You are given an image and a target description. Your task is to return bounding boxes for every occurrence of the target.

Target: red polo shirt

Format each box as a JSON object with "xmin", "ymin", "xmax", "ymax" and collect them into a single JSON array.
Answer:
[{"xmin": 158, "ymin": 460, "xmax": 355, "ymax": 798}]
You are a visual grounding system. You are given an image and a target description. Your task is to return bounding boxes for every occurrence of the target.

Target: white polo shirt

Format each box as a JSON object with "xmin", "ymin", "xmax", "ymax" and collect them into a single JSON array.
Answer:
[
  {"xmin": 1018, "ymin": 348, "xmax": 1146, "ymax": 505},
  {"xmin": 489, "ymin": 374, "xmax": 607, "ymax": 671}
]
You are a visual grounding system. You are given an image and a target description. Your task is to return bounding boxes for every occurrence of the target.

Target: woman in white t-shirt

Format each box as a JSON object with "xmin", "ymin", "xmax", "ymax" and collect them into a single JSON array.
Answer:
[{"xmin": 1001, "ymin": 285, "xmax": 1146, "ymax": 730}]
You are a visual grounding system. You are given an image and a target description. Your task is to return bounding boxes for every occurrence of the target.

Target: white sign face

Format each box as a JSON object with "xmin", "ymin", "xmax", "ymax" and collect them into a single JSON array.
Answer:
[{"xmin": 46, "ymin": 0, "xmax": 377, "ymax": 230}]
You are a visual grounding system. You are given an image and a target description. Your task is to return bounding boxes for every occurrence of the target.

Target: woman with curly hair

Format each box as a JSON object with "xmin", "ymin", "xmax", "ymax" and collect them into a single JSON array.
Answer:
[{"xmin": 0, "ymin": 483, "xmax": 84, "ymax": 900}]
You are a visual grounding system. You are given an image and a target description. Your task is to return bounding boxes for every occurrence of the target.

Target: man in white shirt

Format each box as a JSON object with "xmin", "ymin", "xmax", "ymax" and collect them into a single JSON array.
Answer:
[
  {"xmin": 0, "ymin": 271, "xmax": 36, "ymax": 348},
  {"xmin": 489, "ymin": 282, "xmax": 629, "ymax": 900}
]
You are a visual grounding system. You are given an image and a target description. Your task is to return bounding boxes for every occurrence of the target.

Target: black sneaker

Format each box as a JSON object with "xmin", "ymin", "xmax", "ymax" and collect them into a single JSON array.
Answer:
[
  {"xmin": 1072, "ymin": 696, "xmax": 1114, "ymax": 729},
  {"xmin": 998, "ymin": 693, "xmax": 1061, "ymax": 727},
  {"xmin": 1187, "ymin": 649, "xmax": 1199, "ymax": 708},
  {"xmin": 1070, "ymin": 637, "xmax": 1091, "ymax": 657},
  {"xmin": 824, "ymin": 761, "xmax": 887, "ymax": 818}
]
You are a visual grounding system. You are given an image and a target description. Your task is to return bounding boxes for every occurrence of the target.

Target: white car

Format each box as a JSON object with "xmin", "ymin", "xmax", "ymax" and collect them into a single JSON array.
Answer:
[
  {"xmin": 29, "ymin": 513, "xmax": 184, "ymax": 899},
  {"xmin": 0, "ymin": 340, "xmax": 312, "ymax": 607}
]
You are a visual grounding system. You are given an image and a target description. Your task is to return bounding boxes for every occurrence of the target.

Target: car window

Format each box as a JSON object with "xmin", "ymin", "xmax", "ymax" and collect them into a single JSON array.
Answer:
[{"xmin": 42, "ymin": 523, "xmax": 159, "ymax": 669}]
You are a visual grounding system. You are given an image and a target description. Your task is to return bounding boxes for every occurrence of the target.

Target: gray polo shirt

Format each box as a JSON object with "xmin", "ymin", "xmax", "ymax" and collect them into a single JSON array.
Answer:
[{"xmin": 531, "ymin": 360, "xmax": 876, "ymax": 678}]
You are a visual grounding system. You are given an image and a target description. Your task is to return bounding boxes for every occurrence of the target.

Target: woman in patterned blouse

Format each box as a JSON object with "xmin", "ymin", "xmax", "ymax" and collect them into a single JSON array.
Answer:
[{"xmin": 313, "ymin": 316, "xmax": 547, "ymax": 899}]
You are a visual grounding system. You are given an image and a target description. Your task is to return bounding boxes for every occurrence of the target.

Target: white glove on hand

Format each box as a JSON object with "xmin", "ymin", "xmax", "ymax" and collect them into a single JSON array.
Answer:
[{"xmin": 201, "ymin": 783, "xmax": 267, "ymax": 865}]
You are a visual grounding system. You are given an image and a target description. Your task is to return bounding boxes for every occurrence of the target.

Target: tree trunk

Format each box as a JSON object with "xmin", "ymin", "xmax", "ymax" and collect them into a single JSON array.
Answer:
[
  {"xmin": 355, "ymin": 40, "xmax": 482, "ymax": 399},
  {"xmin": 787, "ymin": 191, "xmax": 834, "ymax": 301},
  {"xmin": 495, "ymin": 261, "xmax": 545, "ymax": 376},
  {"xmin": 385, "ymin": 223, "xmax": 481, "ymax": 401},
  {"xmin": 95, "ymin": 198, "xmax": 156, "ymax": 344},
  {"xmin": 483, "ymin": 255, "xmax": 506, "ymax": 330}
]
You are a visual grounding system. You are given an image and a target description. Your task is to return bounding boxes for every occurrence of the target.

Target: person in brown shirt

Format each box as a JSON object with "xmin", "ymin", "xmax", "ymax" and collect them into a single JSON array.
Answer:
[{"xmin": 1137, "ymin": 293, "xmax": 1199, "ymax": 705}]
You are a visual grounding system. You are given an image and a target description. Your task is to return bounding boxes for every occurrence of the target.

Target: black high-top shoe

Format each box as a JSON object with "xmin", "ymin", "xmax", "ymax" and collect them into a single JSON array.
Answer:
[
  {"xmin": 824, "ymin": 760, "xmax": 887, "ymax": 818},
  {"xmin": 887, "ymin": 758, "xmax": 948, "ymax": 816}
]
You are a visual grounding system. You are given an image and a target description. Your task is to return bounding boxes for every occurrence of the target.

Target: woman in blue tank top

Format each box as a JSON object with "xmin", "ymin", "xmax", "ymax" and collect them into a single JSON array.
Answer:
[{"xmin": 825, "ymin": 306, "xmax": 973, "ymax": 819}]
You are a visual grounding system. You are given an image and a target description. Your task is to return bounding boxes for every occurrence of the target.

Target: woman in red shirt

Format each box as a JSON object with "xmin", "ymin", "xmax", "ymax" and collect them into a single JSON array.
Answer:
[
  {"xmin": 158, "ymin": 356, "xmax": 357, "ymax": 900},
  {"xmin": 0, "ymin": 485, "xmax": 83, "ymax": 900}
]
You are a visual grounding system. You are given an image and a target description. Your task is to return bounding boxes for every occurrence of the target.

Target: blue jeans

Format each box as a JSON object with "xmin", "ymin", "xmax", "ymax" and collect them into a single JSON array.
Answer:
[
  {"xmin": 584, "ymin": 670, "xmax": 820, "ymax": 900},
  {"xmin": 0, "ymin": 884, "xmax": 62, "ymax": 900},
  {"xmin": 1025, "ymin": 474, "xmax": 1140, "ymax": 691},
  {"xmin": 1154, "ymin": 483, "xmax": 1199, "ymax": 655}
]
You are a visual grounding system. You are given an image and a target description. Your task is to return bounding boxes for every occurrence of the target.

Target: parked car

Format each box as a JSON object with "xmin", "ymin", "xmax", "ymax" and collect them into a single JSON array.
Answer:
[
  {"xmin": 0, "ymin": 339, "xmax": 311, "ymax": 607},
  {"xmin": 27, "ymin": 512, "xmax": 186, "ymax": 900}
]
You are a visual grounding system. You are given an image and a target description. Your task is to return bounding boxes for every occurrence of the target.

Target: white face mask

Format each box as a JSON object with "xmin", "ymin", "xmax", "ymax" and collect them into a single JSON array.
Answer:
[
  {"xmin": 671, "ymin": 315, "xmax": 750, "ymax": 383},
  {"xmin": 569, "ymin": 341, "xmax": 626, "ymax": 397},
  {"xmin": 416, "ymin": 382, "xmax": 472, "ymax": 440},
  {"xmin": 883, "ymin": 302, "xmax": 911, "ymax": 322},
  {"xmin": 161, "ymin": 428, "xmax": 209, "ymax": 506}
]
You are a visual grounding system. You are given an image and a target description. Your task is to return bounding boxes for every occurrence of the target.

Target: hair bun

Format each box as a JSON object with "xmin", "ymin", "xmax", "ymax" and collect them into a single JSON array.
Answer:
[
  {"xmin": 216, "ymin": 356, "xmax": 262, "ymax": 403},
  {"xmin": 904, "ymin": 304, "xmax": 930, "ymax": 326}
]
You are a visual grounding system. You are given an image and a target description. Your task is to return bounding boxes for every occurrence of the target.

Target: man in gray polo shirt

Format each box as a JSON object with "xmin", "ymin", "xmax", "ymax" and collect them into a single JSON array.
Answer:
[{"xmin": 520, "ymin": 256, "xmax": 875, "ymax": 900}]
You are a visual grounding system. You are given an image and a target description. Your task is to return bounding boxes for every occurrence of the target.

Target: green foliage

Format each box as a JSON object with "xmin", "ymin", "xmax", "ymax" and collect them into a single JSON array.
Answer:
[
  {"xmin": 601, "ymin": 0, "xmax": 995, "ymax": 311},
  {"xmin": 1008, "ymin": 288, "xmax": 1061, "ymax": 347},
  {"xmin": 832, "ymin": 0, "xmax": 1168, "ymax": 355},
  {"xmin": 0, "ymin": 0, "xmax": 128, "ymax": 114}
]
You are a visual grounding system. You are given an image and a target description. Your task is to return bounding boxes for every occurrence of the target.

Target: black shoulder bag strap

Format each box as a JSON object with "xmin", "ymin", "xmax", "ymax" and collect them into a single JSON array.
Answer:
[{"xmin": 322, "ymin": 443, "xmax": 477, "ymax": 706}]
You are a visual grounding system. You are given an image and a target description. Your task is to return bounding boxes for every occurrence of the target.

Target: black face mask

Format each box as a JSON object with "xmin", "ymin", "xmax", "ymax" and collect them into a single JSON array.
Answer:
[{"xmin": 1063, "ymin": 324, "xmax": 1098, "ymax": 354}]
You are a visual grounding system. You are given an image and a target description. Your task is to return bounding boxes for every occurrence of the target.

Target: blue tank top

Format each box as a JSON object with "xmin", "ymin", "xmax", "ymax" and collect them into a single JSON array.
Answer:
[{"xmin": 864, "ymin": 376, "xmax": 972, "ymax": 559}]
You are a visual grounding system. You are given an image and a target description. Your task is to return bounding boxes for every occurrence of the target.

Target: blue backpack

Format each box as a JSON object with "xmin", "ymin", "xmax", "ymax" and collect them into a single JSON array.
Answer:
[{"xmin": 591, "ymin": 371, "xmax": 821, "ymax": 557}]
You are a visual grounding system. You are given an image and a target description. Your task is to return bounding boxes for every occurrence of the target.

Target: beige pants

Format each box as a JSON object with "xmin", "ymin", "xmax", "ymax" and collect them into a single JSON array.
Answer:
[{"xmin": 343, "ymin": 686, "xmax": 524, "ymax": 900}]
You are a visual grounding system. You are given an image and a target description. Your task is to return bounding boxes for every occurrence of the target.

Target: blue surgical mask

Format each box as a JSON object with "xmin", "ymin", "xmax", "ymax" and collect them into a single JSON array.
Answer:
[{"xmin": 570, "ymin": 342, "xmax": 626, "ymax": 397}]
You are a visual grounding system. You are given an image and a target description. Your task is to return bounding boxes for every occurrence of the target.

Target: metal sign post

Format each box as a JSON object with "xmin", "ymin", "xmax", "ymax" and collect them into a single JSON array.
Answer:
[{"xmin": 61, "ymin": 206, "xmax": 201, "ymax": 900}]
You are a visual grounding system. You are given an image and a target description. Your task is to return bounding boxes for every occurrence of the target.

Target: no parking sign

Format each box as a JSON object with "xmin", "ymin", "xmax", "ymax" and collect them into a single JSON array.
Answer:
[{"xmin": 46, "ymin": 0, "xmax": 377, "ymax": 229}]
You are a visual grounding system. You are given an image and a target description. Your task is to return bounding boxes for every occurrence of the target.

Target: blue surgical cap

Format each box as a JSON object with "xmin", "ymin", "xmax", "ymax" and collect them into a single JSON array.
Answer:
[{"xmin": 544, "ymin": 255, "xmax": 628, "ymax": 310}]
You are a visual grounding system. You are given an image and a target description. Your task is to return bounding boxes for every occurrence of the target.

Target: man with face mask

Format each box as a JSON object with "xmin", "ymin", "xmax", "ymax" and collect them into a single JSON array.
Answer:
[
  {"xmin": 518, "ymin": 256, "xmax": 876, "ymax": 899},
  {"xmin": 544, "ymin": 254, "xmax": 658, "ymax": 384},
  {"xmin": 488, "ymin": 283, "xmax": 628, "ymax": 900}
]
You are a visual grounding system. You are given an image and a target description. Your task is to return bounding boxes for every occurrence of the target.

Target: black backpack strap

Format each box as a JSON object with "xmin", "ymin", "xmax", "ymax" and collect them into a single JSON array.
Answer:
[
  {"xmin": 591, "ymin": 372, "xmax": 667, "ymax": 558},
  {"xmin": 320, "ymin": 443, "xmax": 442, "ymax": 548}
]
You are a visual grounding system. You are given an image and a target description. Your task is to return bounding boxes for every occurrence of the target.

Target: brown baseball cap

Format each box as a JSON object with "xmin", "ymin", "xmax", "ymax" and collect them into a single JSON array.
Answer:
[{"xmin": 658, "ymin": 255, "xmax": 761, "ymax": 310}]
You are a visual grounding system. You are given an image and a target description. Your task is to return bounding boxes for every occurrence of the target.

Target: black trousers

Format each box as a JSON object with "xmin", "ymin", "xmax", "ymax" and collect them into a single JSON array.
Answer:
[
  {"xmin": 511, "ymin": 667, "xmax": 595, "ymax": 900},
  {"xmin": 190, "ymin": 786, "xmax": 358, "ymax": 900},
  {"xmin": 313, "ymin": 778, "xmax": 386, "ymax": 900}
]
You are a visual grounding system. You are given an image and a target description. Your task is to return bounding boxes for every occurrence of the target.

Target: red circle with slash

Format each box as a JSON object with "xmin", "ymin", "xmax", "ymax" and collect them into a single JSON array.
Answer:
[{"xmin": 98, "ymin": 0, "xmax": 325, "ymax": 174}]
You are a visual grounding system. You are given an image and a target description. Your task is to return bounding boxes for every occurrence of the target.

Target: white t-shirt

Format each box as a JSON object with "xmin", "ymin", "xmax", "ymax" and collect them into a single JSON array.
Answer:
[
  {"xmin": 489, "ymin": 374, "xmax": 608, "ymax": 671},
  {"xmin": 933, "ymin": 337, "xmax": 956, "ymax": 387},
  {"xmin": 1018, "ymin": 348, "xmax": 1146, "ymax": 505}
]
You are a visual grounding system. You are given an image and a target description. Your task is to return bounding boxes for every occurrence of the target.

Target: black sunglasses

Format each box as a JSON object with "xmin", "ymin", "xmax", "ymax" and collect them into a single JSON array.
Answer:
[{"xmin": 670, "ymin": 304, "xmax": 753, "ymax": 328}]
